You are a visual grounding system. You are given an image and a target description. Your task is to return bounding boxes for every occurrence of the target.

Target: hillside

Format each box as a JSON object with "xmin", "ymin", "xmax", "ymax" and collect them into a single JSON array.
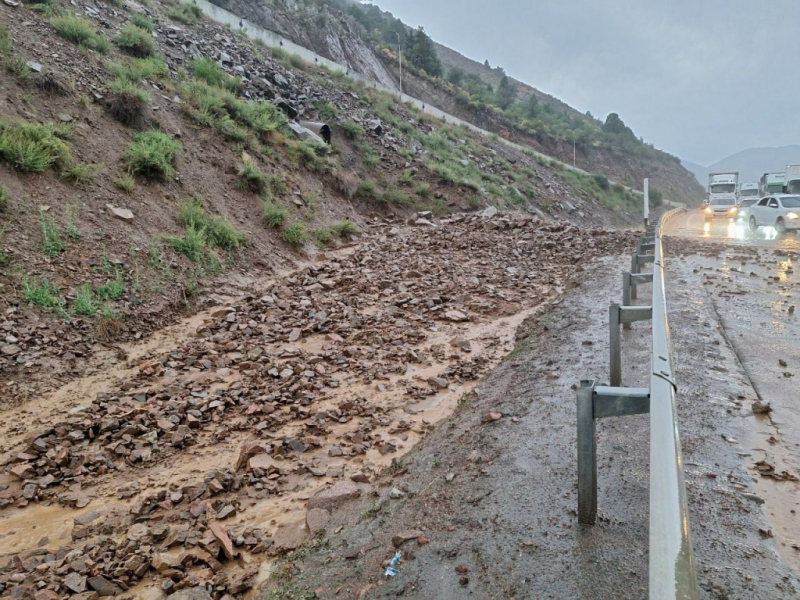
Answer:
[
  {"xmin": 683, "ymin": 145, "xmax": 800, "ymax": 186},
  {"xmin": 211, "ymin": 0, "xmax": 704, "ymax": 204}
]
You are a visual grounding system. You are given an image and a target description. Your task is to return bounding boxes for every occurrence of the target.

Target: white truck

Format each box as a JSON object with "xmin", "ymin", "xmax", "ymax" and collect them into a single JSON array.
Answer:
[
  {"xmin": 738, "ymin": 182, "xmax": 760, "ymax": 199},
  {"xmin": 784, "ymin": 165, "xmax": 800, "ymax": 195},
  {"xmin": 707, "ymin": 172, "xmax": 739, "ymax": 205},
  {"xmin": 760, "ymin": 172, "xmax": 785, "ymax": 196}
]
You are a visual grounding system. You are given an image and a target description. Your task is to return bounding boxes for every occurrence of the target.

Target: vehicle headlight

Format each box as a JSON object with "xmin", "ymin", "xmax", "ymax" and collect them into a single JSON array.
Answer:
[
  {"xmin": 704, "ymin": 206, "xmax": 712, "ymax": 213},
  {"xmin": 728, "ymin": 207, "xmax": 738, "ymax": 214},
  {"xmin": 787, "ymin": 212, "xmax": 799, "ymax": 219}
]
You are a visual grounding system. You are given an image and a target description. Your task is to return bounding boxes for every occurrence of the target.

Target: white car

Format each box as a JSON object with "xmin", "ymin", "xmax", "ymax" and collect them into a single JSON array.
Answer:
[{"xmin": 748, "ymin": 194, "xmax": 800, "ymax": 233}]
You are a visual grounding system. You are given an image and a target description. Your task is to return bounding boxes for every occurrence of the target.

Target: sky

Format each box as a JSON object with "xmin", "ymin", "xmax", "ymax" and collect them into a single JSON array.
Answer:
[{"xmin": 372, "ymin": 0, "xmax": 800, "ymax": 166}]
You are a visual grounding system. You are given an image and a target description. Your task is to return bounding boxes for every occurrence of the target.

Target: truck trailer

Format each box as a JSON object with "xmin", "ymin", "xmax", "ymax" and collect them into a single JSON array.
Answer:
[
  {"xmin": 784, "ymin": 165, "xmax": 800, "ymax": 194},
  {"xmin": 760, "ymin": 172, "xmax": 785, "ymax": 196}
]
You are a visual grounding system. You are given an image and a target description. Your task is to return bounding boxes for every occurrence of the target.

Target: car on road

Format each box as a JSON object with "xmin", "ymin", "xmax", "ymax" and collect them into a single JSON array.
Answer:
[
  {"xmin": 703, "ymin": 197, "xmax": 737, "ymax": 220},
  {"xmin": 735, "ymin": 198, "xmax": 759, "ymax": 223},
  {"xmin": 748, "ymin": 195, "xmax": 800, "ymax": 233}
]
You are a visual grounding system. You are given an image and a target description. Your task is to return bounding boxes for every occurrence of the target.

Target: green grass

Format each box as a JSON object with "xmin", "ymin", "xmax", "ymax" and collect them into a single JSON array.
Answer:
[
  {"xmin": 286, "ymin": 139, "xmax": 331, "ymax": 173},
  {"xmin": 191, "ymin": 58, "xmax": 241, "ymax": 93},
  {"xmin": 65, "ymin": 205, "xmax": 80, "ymax": 239},
  {"xmin": 339, "ymin": 119, "xmax": 364, "ymax": 140},
  {"xmin": 110, "ymin": 57, "xmax": 168, "ymax": 81},
  {"xmin": 330, "ymin": 220, "xmax": 357, "ymax": 237},
  {"xmin": 4, "ymin": 55, "xmax": 31, "ymax": 81},
  {"xmin": 313, "ymin": 101, "xmax": 339, "ymax": 120},
  {"xmin": 129, "ymin": 14, "xmax": 154, "ymax": 33},
  {"xmin": 73, "ymin": 284, "xmax": 97, "ymax": 316},
  {"xmin": 380, "ymin": 189, "xmax": 411, "ymax": 206},
  {"xmin": 237, "ymin": 159, "xmax": 269, "ymax": 193},
  {"xmin": 51, "ymin": 13, "xmax": 110, "ymax": 53},
  {"xmin": 96, "ymin": 269, "xmax": 126, "ymax": 300},
  {"xmin": 313, "ymin": 227, "xmax": 332, "ymax": 246},
  {"xmin": 124, "ymin": 131, "xmax": 180, "ymax": 179},
  {"xmin": 0, "ymin": 119, "xmax": 72, "ymax": 172},
  {"xmin": 165, "ymin": 224, "xmax": 206, "ymax": 262},
  {"xmin": 415, "ymin": 183, "xmax": 431, "ymax": 197},
  {"xmin": 169, "ymin": 2, "xmax": 204, "ymax": 24},
  {"xmin": 61, "ymin": 162, "xmax": 100, "ymax": 185},
  {"xmin": 40, "ymin": 211, "xmax": 64, "ymax": 256},
  {"xmin": 0, "ymin": 185, "xmax": 8, "ymax": 212},
  {"xmin": 397, "ymin": 170, "xmax": 414, "ymax": 186},
  {"xmin": 177, "ymin": 196, "xmax": 245, "ymax": 250},
  {"xmin": 108, "ymin": 78, "xmax": 152, "ymax": 127},
  {"xmin": 23, "ymin": 277, "xmax": 65, "ymax": 313},
  {"xmin": 282, "ymin": 222, "xmax": 308, "ymax": 246},
  {"xmin": 114, "ymin": 173, "xmax": 136, "ymax": 193},
  {"xmin": 114, "ymin": 24, "xmax": 156, "ymax": 58},
  {"xmin": 355, "ymin": 180, "xmax": 376, "ymax": 199},
  {"xmin": 262, "ymin": 202, "xmax": 288, "ymax": 228}
]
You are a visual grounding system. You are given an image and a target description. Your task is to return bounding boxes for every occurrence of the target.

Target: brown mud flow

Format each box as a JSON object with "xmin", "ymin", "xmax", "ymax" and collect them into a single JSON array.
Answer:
[{"xmin": 0, "ymin": 215, "xmax": 639, "ymax": 598}]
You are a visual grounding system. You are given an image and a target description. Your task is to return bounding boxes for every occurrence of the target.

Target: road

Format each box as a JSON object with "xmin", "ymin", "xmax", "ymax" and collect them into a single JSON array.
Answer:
[{"xmin": 665, "ymin": 208, "xmax": 800, "ymax": 571}]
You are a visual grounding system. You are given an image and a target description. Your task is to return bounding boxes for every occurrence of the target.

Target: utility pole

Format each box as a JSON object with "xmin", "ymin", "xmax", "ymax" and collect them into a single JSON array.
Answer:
[{"xmin": 394, "ymin": 31, "xmax": 402, "ymax": 94}]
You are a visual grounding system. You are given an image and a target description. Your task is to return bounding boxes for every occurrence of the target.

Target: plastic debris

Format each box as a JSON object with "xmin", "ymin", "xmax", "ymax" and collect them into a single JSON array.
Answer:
[{"xmin": 384, "ymin": 551, "xmax": 402, "ymax": 577}]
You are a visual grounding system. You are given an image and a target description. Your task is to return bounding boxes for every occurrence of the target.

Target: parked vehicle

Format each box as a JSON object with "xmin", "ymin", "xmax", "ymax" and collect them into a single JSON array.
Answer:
[
  {"xmin": 748, "ymin": 194, "xmax": 800, "ymax": 233},
  {"xmin": 703, "ymin": 197, "xmax": 737, "ymax": 220},
  {"xmin": 738, "ymin": 182, "xmax": 759, "ymax": 199},
  {"xmin": 785, "ymin": 165, "xmax": 800, "ymax": 194},
  {"xmin": 759, "ymin": 172, "xmax": 785, "ymax": 196},
  {"xmin": 735, "ymin": 197, "xmax": 759, "ymax": 223}
]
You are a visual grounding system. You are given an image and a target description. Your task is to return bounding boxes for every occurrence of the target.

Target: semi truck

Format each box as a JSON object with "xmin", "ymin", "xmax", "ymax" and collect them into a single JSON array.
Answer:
[
  {"xmin": 784, "ymin": 165, "xmax": 800, "ymax": 194},
  {"xmin": 707, "ymin": 172, "xmax": 739, "ymax": 204},
  {"xmin": 760, "ymin": 172, "xmax": 785, "ymax": 196},
  {"xmin": 738, "ymin": 182, "xmax": 760, "ymax": 199}
]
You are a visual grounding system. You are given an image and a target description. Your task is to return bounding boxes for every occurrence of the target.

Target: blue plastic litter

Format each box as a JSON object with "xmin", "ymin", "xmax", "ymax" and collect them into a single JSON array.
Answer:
[{"xmin": 384, "ymin": 551, "xmax": 402, "ymax": 576}]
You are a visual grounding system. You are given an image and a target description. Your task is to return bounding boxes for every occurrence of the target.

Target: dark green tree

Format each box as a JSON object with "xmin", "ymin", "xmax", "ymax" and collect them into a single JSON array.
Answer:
[
  {"xmin": 603, "ymin": 112, "xmax": 634, "ymax": 136},
  {"xmin": 446, "ymin": 66, "xmax": 465, "ymax": 86},
  {"xmin": 495, "ymin": 75, "xmax": 517, "ymax": 110},
  {"xmin": 523, "ymin": 93, "xmax": 539, "ymax": 118},
  {"xmin": 405, "ymin": 27, "xmax": 442, "ymax": 77},
  {"xmin": 484, "ymin": 59, "xmax": 491, "ymax": 68}
]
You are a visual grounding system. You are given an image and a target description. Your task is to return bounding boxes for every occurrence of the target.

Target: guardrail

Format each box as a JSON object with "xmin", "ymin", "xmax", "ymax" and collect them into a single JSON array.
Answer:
[{"xmin": 577, "ymin": 208, "xmax": 698, "ymax": 599}]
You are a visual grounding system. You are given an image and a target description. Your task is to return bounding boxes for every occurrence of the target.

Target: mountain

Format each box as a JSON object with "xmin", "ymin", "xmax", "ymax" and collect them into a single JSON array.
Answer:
[{"xmin": 684, "ymin": 146, "xmax": 800, "ymax": 186}]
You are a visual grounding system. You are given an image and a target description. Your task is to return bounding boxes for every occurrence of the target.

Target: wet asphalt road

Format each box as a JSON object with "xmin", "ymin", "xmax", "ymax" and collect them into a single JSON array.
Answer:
[{"xmin": 665, "ymin": 208, "xmax": 800, "ymax": 570}]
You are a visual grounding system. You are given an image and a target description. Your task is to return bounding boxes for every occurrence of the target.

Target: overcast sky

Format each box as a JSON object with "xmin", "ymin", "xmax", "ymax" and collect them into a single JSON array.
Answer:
[{"xmin": 373, "ymin": 0, "xmax": 799, "ymax": 166}]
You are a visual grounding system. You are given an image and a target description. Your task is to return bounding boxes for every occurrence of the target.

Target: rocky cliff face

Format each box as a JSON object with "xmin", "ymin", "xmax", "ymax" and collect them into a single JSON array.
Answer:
[{"xmin": 211, "ymin": 0, "xmax": 398, "ymax": 89}]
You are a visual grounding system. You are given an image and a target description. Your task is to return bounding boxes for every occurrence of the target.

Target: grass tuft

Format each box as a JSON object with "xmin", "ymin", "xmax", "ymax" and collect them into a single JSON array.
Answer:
[
  {"xmin": 165, "ymin": 223, "xmax": 206, "ymax": 262},
  {"xmin": 96, "ymin": 269, "xmax": 126, "ymax": 300},
  {"xmin": 51, "ymin": 13, "xmax": 110, "ymax": 53},
  {"xmin": 114, "ymin": 173, "xmax": 136, "ymax": 193},
  {"xmin": 262, "ymin": 202, "xmax": 288, "ymax": 228},
  {"xmin": 23, "ymin": 276, "xmax": 65, "ymax": 313},
  {"xmin": 40, "ymin": 211, "xmax": 64, "ymax": 256},
  {"xmin": 61, "ymin": 162, "xmax": 100, "ymax": 185},
  {"xmin": 124, "ymin": 131, "xmax": 181, "ymax": 179},
  {"xmin": 282, "ymin": 222, "xmax": 308, "ymax": 246},
  {"xmin": 0, "ymin": 119, "xmax": 72, "ymax": 172},
  {"xmin": 237, "ymin": 159, "xmax": 269, "ymax": 193},
  {"xmin": 129, "ymin": 14, "xmax": 154, "ymax": 33},
  {"xmin": 108, "ymin": 78, "xmax": 152, "ymax": 128},
  {"xmin": 73, "ymin": 284, "xmax": 97, "ymax": 316},
  {"xmin": 114, "ymin": 24, "xmax": 156, "ymax": 58},
  {"xmin": 330, "ymin": 220, "xmax": 357, "ymax": 237},
  {"xmin": 169, "ymin": 2, "xmax": 204, "ymax": 24}
]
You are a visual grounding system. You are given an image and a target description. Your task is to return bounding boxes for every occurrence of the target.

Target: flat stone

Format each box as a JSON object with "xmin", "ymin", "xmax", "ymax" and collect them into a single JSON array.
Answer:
[
  {"xmin": 106, "ymin": 204, "xmax": 134, "ymax": 221},
  {"xmin": 65, "ymin": 572, "xmax": 87, "ymax": 593},
  {"xmin": 169, "ymin": 588, "xmax": 213, "ymax": 600},
  {"xmin": 444, "ymin": 310, "xmax": 468, "ymax": 322},
  {"xmin": 1, "ymin": 344, "xmax": 20, "ymax": 356},
  {"xmin": 87, "ymin": 575, "xmax": 122, "ymax": 596},
  {"xmin": 272, "ymin": 521, "xmax": 308, "ymax": 551},
  {"xmin": 392, "ymin": 529, "xmax": 424, "ymax": 548},
  {"xmin": 307, "ymin": 480, "xmax": 361, "ymax": 511},
  {"xmin": 209, "ymin": 521, "xmax": 235, "ymax": 560},
  {"xmin": 305, "ymin": 508, "xmax": 330, "ymax": 533}
]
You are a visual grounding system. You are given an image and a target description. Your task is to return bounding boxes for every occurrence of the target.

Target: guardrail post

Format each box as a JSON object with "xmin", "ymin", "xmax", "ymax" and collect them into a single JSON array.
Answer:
[
  {"xmin": 622, "ymin": 272, "xmax": 632, "ymax": 331},
  {"xmin": 630, "ymin": 253, "xmax": 639, "ymax": 300},
  {"xmin": 577, "ymin": 379, "xmax": 597, "ymax": 524},
  {"xmin": 610, "ymin": 304, "xmax": 621, "ymax": 386}
]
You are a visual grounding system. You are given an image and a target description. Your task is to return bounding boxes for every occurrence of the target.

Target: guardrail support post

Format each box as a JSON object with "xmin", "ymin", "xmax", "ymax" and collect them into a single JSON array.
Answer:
[
  {"xmin": 630, "ymin": 253, "xmax": 639, "ymax": 300},
  {"xmin": 610, "ymin": 304, "xmax": 621, "ymax": 387},
  {"xmin": 622, "ymin": 273, "xmax": 632, "ymax": 331},
  {"xmin": 577, "ymin": 379, "xmax": 597, "ymax": 525}
]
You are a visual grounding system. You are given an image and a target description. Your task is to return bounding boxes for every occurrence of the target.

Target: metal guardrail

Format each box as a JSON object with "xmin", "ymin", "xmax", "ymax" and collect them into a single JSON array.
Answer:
[{"xmin": 577, "ymin": 209, "xmax": 699, "ymax": 599}]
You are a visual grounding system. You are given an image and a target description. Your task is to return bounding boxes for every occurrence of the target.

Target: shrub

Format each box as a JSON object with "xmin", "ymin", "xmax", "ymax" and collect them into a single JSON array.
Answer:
[
  {"xmin": 339, "ymin": 119, "xmax": 364, "ymax": 140},
  {"xmin": 397, "ymin": 170, "xmax": 414, "ymax": 186},
  {"xmin": 129, "ymin": 14, "xmax": 153, "ymax": 33},
  {"xmin": 262, "ymin": 202, "xmax": 288, "ymax": 228},
  {"xmin": 51, "ymin": 14, "xmax": 110, "ymax": 53},
  {"xmin": 73, "ymin": 284, "xmax": 97, "ymax": 316},
  {"xmin": 415, "ymin": 183, "xmax": 431, "ymax": 197},
  {"xmin": 355, "ymin": 180, "xmax": 376, "ymax": 199},
  {"xmin": 96, "ymin": 269, "xmax": 126, "ymax": 299},
  {"xmin": 0, "ymin": 119, "xmax": 72, "ymax": 172},
  {"xmin": 334, "ymin": 171, "xmax": 359, "ymax": 199},
  {"xmin": 192, "ymin": 57, "xmax": 236, "ymax": 89},
  {"xmin": 282, "ymin": 222, "xmax": 308, "ymax": 246},
  {"xmin": 114, "ymin": 24, "xmax": 156, "ymax": 58},
  {"xmin": 124, "ymin": 131, "xmax": 180, "ymax": 179},
  {"xmin": 207, "ymin": 215, "xmax": 245, "ymax": 250},
  {"xmin": 330, "ymin": 220, "xmax": 357, "ymax": 237},
  {"xmin": 61, "ymin": 162, "xmax": 100, "ymax": 185},
  {"xmin": 23, "ymin": 276, "xmax": 65, "ymax": 312},
  {"xmin": 286, "ymin": 139, "xmax": 331, "ymax": 172},
  {"xmin": 165, "ymin": 224, "xmax": 206, "ymax": 262},
  {"xmin": 0, "ymin": 185, "xmax": 8, "ymax": 212},
  {"xmin": 40, "ymin": 211, "xmax": 64, "ymax": 256},
  {"xmin": 5, "ymin": 55, "xmax": 31, "ymax": 81},
  {"xmin": 114, "ymin": 173, "xmax": 136, "ymax": 193},
  {"xmin": 268, "ymin": 174, "xmax": 288, "ymax": 195},
  {"xmin": 380, "ymin": 189, "xmax": 411, "ymax": 205},
  {"xmin": 169, "ymin": 2, "xmax": 203, "ymax": 24},
  {"xmin": 593, "ymin": 173, "xmax": 610, "ymax": 190},
  {"xmin": 312, "ymin": 227, "xmax": 332, "ymax": 246},
  {"xmin": 34, "ymin": 72, "xmax": 72, "ymax": 95},
  {"xmin": 237, "ymin": 159, "xmax": 269, "ymax": 193},
  {"xmin": 314, "ymin": 101, "xmax": 339, "ymax": 120}
]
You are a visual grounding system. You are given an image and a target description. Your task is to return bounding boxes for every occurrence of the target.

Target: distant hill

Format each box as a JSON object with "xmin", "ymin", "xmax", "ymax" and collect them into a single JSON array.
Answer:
[{"xmin": 683, "ymin": 146, "xmax": 800, "ymax": 186}]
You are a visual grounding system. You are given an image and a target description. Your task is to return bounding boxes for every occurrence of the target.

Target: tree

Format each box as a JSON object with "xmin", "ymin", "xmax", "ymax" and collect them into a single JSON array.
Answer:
[
  {"xmin": 405, "ymin": 27, "xmax": 442, "ymax": 77},
  {"xmin": 495, "ymin": 75, "xmax": 517, "ymax": 110},
  {"xmin": 523, "ymin": 93, "xmax": 539, "ymax": 118},
  {"xmin": 603, "ymin": 112, "xmax": 634, "ymax": 137},
  {"xmin": 484, "ymin": 59, "xmax": 491, "ymax": 69},
  {"xmin": 446, "ymin": 67, "xmax": 465, "ymax": 86}
]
